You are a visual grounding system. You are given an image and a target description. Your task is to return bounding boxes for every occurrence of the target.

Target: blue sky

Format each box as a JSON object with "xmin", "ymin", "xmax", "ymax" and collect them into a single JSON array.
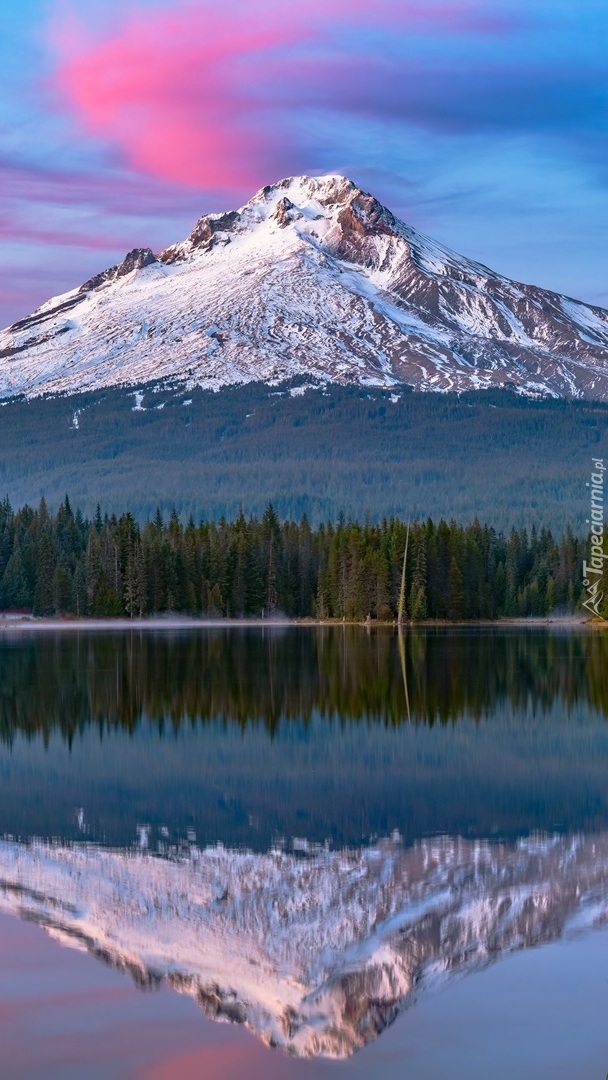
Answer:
[{"xmin": 0, "ymin": 0, "xmax": 606, "ymax": 326}]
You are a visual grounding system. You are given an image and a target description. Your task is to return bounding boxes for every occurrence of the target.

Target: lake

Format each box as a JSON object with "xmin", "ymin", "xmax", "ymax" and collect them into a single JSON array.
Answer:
[{"xmin": 0, "ymin": 626, "xmax": 607, "ymax": 1077}]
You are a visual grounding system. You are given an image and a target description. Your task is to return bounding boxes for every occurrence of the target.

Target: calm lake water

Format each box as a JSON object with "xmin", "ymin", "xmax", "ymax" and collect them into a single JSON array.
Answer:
[{"xmin": 0, "ymin": 626, "xmax": 607, "ymax": 1077}]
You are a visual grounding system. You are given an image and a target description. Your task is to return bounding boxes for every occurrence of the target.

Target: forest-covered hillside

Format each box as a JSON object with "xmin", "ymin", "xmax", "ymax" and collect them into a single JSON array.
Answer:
[{"xmin": 0, "ymin": 381, "xmax": 605, "ymax": 532}]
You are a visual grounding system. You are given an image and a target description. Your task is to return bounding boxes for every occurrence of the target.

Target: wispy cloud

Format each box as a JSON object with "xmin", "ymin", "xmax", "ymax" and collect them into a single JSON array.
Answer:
[
  {"xmin": 50, "ymin": 0, "xmax": 510, "ymax": 191},
  {"xmin": 0, "ymin": 155, "xmax": 204, "ymax": 218}
]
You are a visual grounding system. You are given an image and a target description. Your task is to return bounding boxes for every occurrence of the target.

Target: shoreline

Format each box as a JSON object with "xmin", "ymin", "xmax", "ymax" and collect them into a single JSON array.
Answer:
[{"xmin": 0, "ymin": 614, "xmax": 593, "ymax": 631}]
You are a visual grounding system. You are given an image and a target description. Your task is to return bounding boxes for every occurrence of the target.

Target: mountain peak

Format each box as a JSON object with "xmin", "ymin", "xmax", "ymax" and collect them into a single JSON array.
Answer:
[
  {"xmin": 245, "ymin": 173, "xmax": 393, "ymax": 231},
  {"xmin": 249, "ymin": 172, "xmax": 359, "ymax": 205},
  {"xmin": 159, "ymin": 173, "xmax": 382, "ymax": 262},
  {"xmin": 1, "ymin": 175, "xmax": 608, "ymax": 400}
]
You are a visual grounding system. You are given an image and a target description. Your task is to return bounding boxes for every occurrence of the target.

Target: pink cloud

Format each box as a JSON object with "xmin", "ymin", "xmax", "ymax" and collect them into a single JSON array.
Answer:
[
  {"xmin": 50, "ymin": 0, "xmax": 508, "ymax": 192},
  {"xmin": 52, "ymin": 4, "xmax": 303, "ymax": 192}
]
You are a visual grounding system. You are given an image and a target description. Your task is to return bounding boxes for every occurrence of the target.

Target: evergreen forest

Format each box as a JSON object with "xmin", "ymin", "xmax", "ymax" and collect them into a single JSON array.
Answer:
[{"xmin": 0, "ymin": 495, "xmax": 592, "ymax": 621}]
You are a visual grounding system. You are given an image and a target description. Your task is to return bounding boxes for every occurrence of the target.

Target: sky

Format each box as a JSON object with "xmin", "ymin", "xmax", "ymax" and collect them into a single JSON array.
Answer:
[{"xmin": 0, "ymin": 0, "xmax": 606, "ymax": 327}]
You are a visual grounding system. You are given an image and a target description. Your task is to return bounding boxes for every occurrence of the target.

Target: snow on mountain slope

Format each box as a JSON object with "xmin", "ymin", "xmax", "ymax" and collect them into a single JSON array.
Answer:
[
  {"xmin": 1, "ymin": 832, "xmax": 607, "ymax": 1058},
  {"xmin": 2, "ymin": 174, "xmax": 608, "ymax": 400}
]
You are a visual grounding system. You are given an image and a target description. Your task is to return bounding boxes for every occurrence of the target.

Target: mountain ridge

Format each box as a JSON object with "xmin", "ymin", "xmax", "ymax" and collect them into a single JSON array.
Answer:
[{"xmin": 2, "ymin": 173, "xmax": 608, "ymax": 400}]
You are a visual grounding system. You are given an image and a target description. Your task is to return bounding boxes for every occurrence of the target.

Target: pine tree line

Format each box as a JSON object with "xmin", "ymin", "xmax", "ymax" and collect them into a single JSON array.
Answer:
[{"xmin": 0, "ymin": 496, "xmax": 588, "ymax": 620}]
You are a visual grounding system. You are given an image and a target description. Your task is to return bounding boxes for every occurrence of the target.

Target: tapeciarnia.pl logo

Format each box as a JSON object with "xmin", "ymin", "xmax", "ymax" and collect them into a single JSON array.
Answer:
[{"xmin": 582, "ymin": 457, "xmax": 606, "ymax": 619}]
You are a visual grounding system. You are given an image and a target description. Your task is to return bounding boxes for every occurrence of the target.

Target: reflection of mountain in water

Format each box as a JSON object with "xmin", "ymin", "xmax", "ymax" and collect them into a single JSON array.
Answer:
[
  {"xmin": 1, "ymin": 833, "xmax": 607, "ymax": 1058},
  {"xmin": 2, "ymin": 627, "xmax": 608, "ymax": 744}
]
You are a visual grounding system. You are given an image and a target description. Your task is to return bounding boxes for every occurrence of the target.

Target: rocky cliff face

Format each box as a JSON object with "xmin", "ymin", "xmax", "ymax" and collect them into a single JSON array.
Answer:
[
  {"xmin": 1, "ymin": 832, "xmax": 607, "ymax": 1058},
  {"xmin": 1, "ymin": 174, "xmax": 607, "ymax": 400}
]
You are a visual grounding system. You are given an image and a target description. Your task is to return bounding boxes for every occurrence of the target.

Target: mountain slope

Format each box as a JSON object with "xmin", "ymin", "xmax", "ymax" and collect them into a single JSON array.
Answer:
[
  {"xmin": 1, "ymin": 833, "xmax": 607, "ymax": 1058},
  {"xmin": 1, "ymin": 175, "xmax": 608, "ymax": 400},
  {"xmin": 0, "ymin": 382, "xmax": 606, "ymax": 531}
]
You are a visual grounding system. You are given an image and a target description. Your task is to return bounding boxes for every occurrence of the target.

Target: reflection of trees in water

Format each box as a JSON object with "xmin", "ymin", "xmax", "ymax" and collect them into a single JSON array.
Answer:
[{"xmin": 0, "ymin": 629, "xmax": 606, "ymax": 745}]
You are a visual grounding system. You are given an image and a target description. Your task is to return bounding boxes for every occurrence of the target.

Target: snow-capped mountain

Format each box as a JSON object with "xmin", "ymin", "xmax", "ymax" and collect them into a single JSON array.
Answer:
[
  {"xmin": 1, "ymin": 175, "xmax": 608, "ymax": 400},
  {"xmin": 1, "ymin": 833, "xmax": 607, "ymax": 1058}
]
